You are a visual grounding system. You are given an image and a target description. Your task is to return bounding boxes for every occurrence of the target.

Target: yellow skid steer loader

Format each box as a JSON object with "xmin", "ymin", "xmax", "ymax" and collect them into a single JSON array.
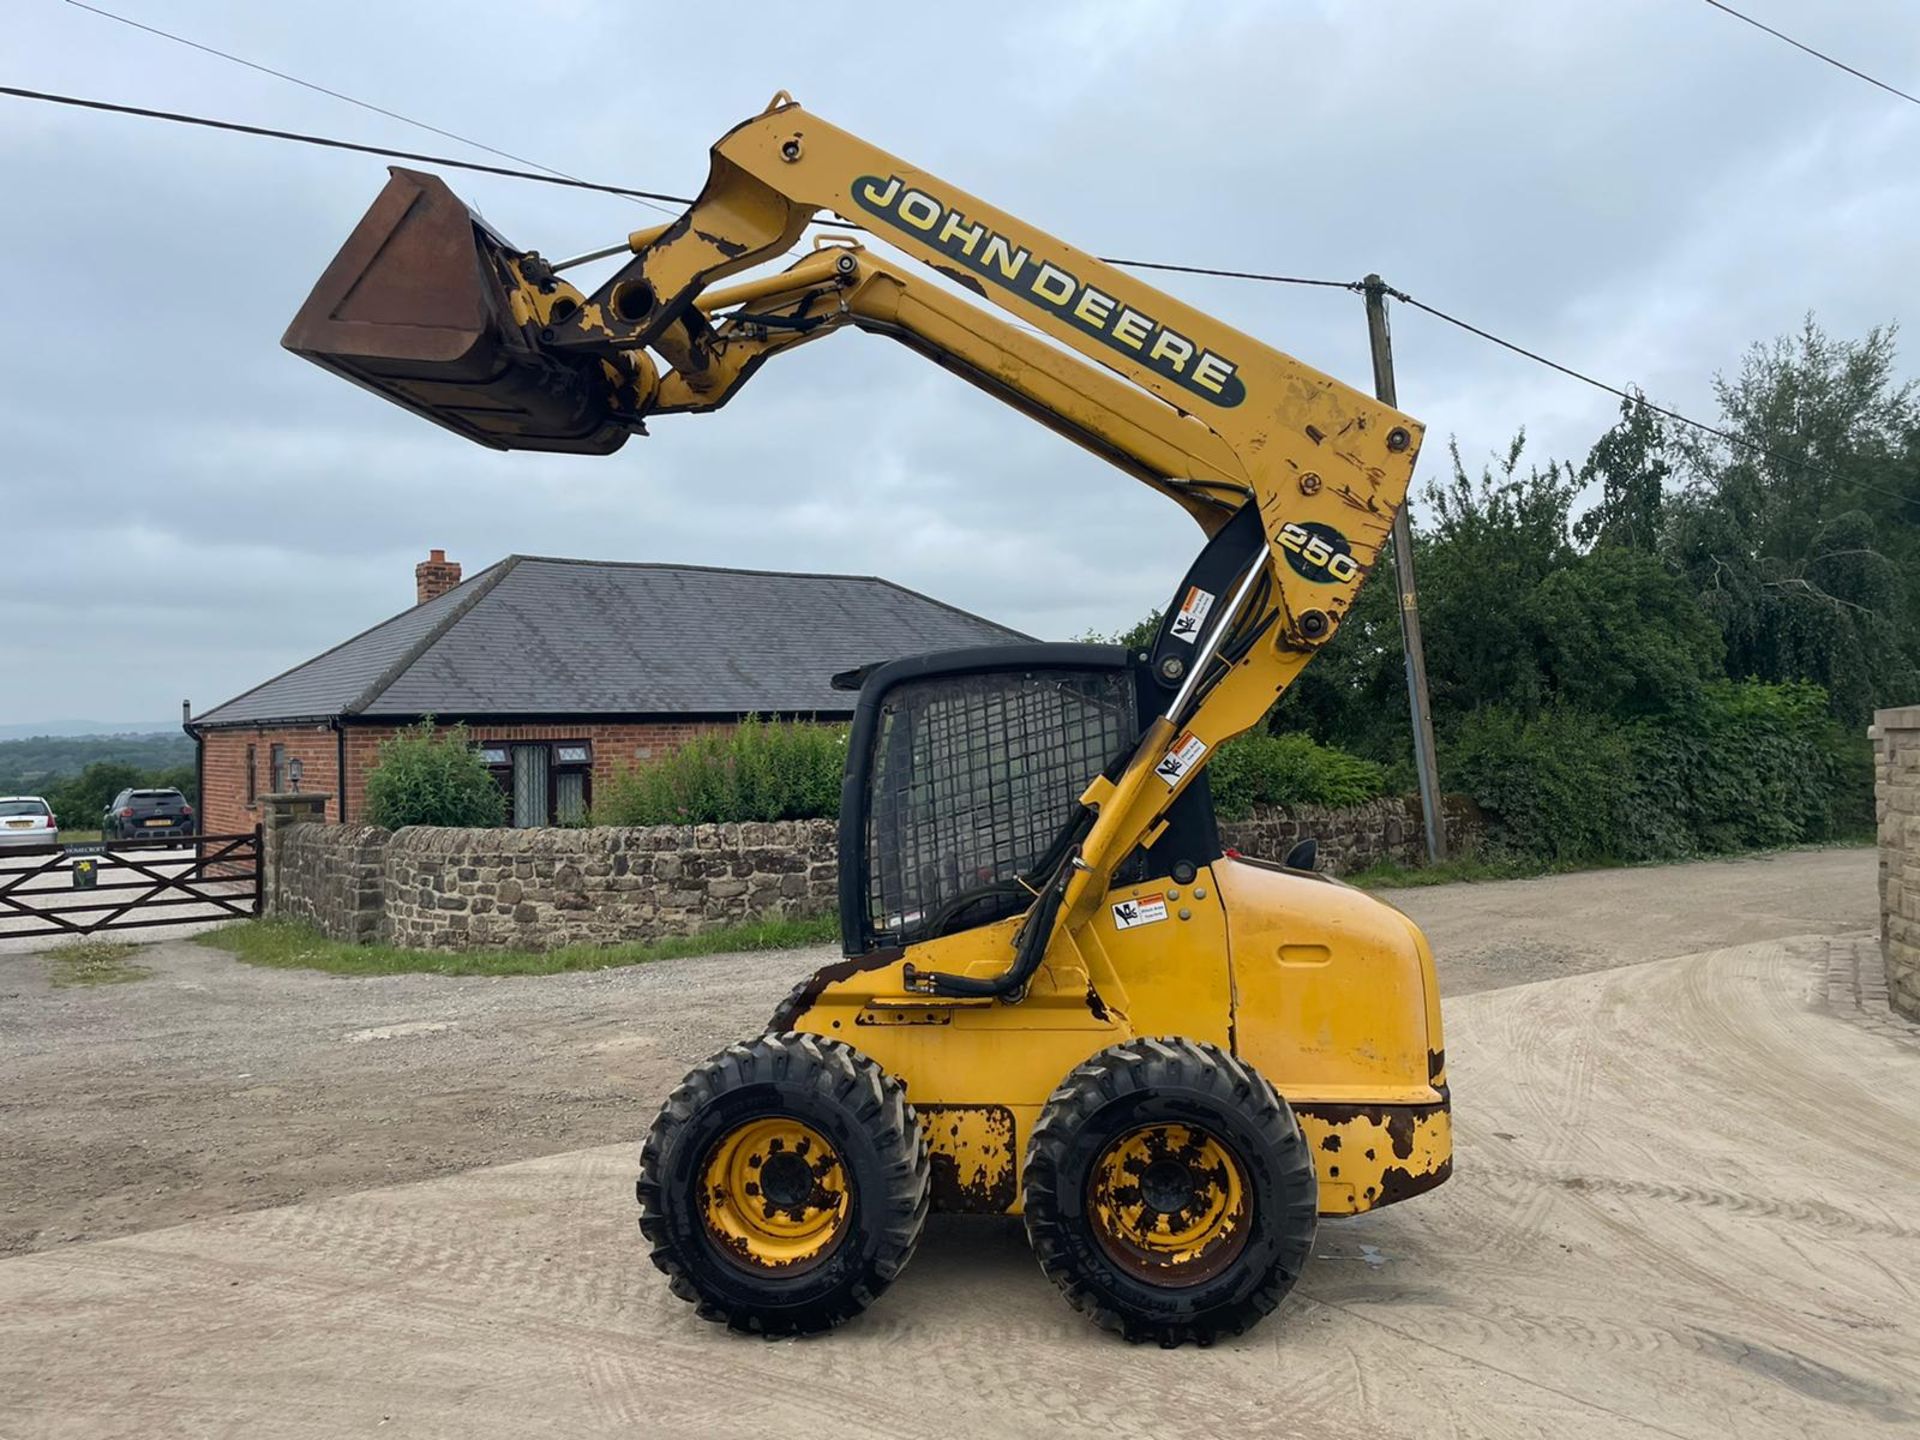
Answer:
[{"xmin": 286, "ymin": 92, "xmax": 1451, "ymax": 1347}]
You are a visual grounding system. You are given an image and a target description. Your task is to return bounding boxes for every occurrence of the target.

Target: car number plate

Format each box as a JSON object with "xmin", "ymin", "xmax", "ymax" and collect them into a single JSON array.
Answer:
[
  {"xmin": 143, "ymin": 818, "xmax": 170, "ymax": 827},
  {"xmin": 5, "ymin": 819, "xmax": 31, "ymax": 828}
]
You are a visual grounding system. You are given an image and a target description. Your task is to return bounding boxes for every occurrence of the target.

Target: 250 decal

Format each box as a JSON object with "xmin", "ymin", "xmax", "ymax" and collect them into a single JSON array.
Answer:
[{"xmin": 1278, "ymin": 522, "xmax": 1360, "ymax": 585}]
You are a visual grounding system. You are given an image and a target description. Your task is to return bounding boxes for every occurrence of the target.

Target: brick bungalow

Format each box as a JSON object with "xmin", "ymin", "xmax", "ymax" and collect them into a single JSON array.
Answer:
[{"xmin": 187, "ymin": 551, "xmax": 1026, "ymax": 835}]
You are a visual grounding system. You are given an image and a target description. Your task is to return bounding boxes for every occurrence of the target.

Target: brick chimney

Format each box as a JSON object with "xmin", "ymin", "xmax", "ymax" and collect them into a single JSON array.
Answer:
[{"xmin": 415, "ymin": 549, "xmax": 462, "ymax": 604}]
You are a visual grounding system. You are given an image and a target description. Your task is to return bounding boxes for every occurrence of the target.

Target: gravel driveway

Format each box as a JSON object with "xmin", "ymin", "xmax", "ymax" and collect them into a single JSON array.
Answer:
[
  {"xmin": 1, "ymin": 844, "xmax": 1910, "ymax": 1440},
  {"xmin": 0, "ymin": 846, "xmax": 1877, "ymax": 1256}
]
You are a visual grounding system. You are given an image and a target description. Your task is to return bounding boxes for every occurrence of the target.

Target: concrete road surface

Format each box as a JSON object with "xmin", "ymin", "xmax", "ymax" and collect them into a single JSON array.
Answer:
[{"xmin": 2, "ymin": 852, "xmax": 1916, "ymax": 1437}]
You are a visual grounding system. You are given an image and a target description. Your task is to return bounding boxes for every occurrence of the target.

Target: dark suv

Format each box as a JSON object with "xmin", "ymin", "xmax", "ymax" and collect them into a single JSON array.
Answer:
[{"xmin": 103, "ymin": 788, "xmax": 196, "ymax": 840}]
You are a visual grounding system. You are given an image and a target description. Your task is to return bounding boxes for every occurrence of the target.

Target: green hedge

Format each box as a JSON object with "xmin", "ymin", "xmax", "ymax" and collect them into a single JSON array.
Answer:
[
  {"xmin": 594, "ymin": 717, "xmax": 846, "ymax": 826},
  {"xmin": 1207, "ymin": 733, "xmax": 1388, "ymax": 820},
  {"xmin": 1447, "ymin": 681, "xmax": 1871, "ymax": 865},
  {"xmin": 592, "ymin": 720, "xmax": 1383, "ymax": 828}
]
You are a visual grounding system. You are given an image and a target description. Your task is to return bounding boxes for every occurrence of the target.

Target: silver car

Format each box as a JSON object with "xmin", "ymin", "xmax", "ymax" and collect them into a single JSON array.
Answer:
[{"xmin": 0, "ymin": 796, "xmax": 58, "ymax": 848}]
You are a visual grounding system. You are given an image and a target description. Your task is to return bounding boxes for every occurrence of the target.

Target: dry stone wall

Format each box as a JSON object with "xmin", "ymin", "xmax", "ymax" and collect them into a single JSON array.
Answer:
[
  {"xmin": 264, "ymin": 798, "xmax": 1478, "ymax": 953},
  {"xmin": 1217, "ymin": 796, "xmax": 1479, "ymax": 877},
  {"xmin": 267, "ymin": 821, "xmax": 388, "ymax": 944},
  {"xmin": 1874, "ymin": 707, "xmax": 1920, "ymax": 1022},
  {"xmin": 380, "ymin": 822, "xmax": 836, "ymax": 952}
]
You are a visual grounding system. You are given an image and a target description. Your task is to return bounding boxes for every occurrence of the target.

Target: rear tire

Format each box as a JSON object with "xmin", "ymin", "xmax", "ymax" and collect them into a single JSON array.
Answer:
[
  {"xmin": 1023, "ymin": 1037, "xmax": 1318, "ymax": 1347},
  {"xmin": 637, "ymin": 1032, "xmax": 929, "ymax": 1337}
]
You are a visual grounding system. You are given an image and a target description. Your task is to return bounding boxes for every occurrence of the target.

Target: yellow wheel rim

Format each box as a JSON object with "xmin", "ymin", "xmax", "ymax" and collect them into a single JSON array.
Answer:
[
  {"xmin": 699, "ymin": 1116, "xmax": 851, "ymax": 1274},
  {"xmin": 1088, "ymin": 1122, "xmax": 1250, "ymax": 1285}
]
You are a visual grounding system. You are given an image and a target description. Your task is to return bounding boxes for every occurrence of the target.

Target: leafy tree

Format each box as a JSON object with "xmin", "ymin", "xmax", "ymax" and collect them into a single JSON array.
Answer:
[
  {"xmin": 1535, "ymin": 547, "xmax": 1722, "ymax": 717},
  {"xmin": 1573, "ymin": 392, "xmax": 1672, "ymax": 552},
  {"xmin": 1270, "ymin": 538, "xmax": 1412, "ymax": 767},
  {"xmin": 1667, "ymin": 319, "xmax": 1920, "ymax": 723},
  {"xmin": 43, "ymin": 762, "xmax": 144, "ymax": 829},
  {"xmin": 363, "ymin": 721, "xmax": 507, "ymax": 830},
  {"xmin": 1075, "ymin": 608, "xmax": 1162, "ymax": 651},
  {"xmin": 1416, "ymin": 433, "xmax": 1581, "ymax": 721},
  {"xmin": 1087, "ymin": 315, "xmax": 1894, "ymax": 860},
  {"xmin": 150, "ymin": 764, "xmax": 198, "ymax": 801}
]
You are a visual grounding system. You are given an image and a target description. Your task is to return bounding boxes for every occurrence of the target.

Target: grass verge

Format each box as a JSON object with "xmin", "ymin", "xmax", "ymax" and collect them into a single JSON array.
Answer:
[
  {"xmin": 195, "ymin": 913, "xmax": 840, "ymax": 978},
  {"xmin": 1347, "ymin": 834, "xmax": 1874, "ymax": 891},
  {"xmin": 1347, "ymin": 855, "xmax": 1561, "ymax": 890},
  {"xmin": 46, "ymin": 940, "xmax": 151, "ymax": 987}
]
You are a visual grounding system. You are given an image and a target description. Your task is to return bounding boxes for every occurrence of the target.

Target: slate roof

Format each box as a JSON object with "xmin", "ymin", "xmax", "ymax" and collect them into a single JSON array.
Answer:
[{"xmin": 192, "ymin": 557, "xmax": 1030, "ymax": 727}]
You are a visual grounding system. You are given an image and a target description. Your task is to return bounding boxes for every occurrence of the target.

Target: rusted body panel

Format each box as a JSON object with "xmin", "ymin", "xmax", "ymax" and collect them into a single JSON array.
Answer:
[{"xmin": 919, "ymin": 1105, "xmax": 1018, "ymax": 1213}]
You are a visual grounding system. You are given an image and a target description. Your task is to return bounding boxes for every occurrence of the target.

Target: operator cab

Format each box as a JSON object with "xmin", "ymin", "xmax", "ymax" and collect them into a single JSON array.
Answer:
[{"xmin": 834, "ymin": 643, "xmax": 1221, "ymax": 957}]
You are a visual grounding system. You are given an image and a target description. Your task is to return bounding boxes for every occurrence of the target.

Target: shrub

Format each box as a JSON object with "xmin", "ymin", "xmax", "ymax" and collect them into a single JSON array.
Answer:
[
  {"xmin": 594, "ymin": 717, "xmax": 847, "ymax": 826},
  {"xmin": 1207, "ymin": 733, "xmax": 1388, "ymax": 820},
  {"xmin": 1447, "ymin": 706, "xmax": 1635, "ymax": 864},
  {"xmin": 1447, "ymin": 681, "xmax": 1871, "ymax": 864},
  {"xmin": 1623, "ymin": 681, "xmax": 1871, "ymax": 855},
  {"xmin": 362, "ymin": 720, "xmax": 507, "ymax": 829}
]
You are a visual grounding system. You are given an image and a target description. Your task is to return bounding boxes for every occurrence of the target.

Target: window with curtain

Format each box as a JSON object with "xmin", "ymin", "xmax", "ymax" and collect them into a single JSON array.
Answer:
[
  {"xmin": 482, "ymin": 740, "xmax": 593, "ymax": 827},
  {"xmin": 510, "ymin": 744, "xmax": 550, "ymax": 828}
]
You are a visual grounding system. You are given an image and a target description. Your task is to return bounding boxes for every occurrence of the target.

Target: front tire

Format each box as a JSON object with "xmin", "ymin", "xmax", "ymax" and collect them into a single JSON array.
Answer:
[
  {"xmin": 1023, "ymin": 1037, "xmax": 1318, "ymax": 1347},
  {"xmin": 637, "ymin": 1032, "xmax": 929, "ymax": 1337}
]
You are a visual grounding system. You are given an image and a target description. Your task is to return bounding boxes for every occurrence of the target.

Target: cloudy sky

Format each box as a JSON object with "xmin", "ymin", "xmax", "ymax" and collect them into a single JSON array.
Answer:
[{"xmin": 3, "ymin": 0, "xmax": 1916, "ymax": 729}]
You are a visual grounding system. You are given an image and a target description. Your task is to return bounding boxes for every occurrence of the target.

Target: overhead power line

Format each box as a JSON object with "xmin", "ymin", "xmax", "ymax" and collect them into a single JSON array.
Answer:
[
  {"xmin": 1700, "ymin": 0, "xmax": 1920, "ymax": 108},
  {"xmin": 4, "ymin": 83, "xmax": 1910, "ymax": 507},
  {"xmin": 60, "ymin": 0, "xmax": 1364, "ymax": 292},
  {"xmin": 0, "ymin": 85, "xmax": 691, "ymax": 203},
  {"xmin": 61, "ymin": 0, "xmax": 642, "ymax": 198},
  {"xmin": 1096, "ymin": 259, "xmax": 1357, "ymax": 290},
  {"xmin": 0, "ymin": 83, "xmax": 1353, "ymax": 289},
  {"xmin": 1383, "ymin": 283, "xmax": 1920, "ymax": 509}
]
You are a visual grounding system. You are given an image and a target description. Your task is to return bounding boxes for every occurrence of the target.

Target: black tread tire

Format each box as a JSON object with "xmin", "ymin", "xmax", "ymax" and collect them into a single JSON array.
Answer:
[
  {"xmin": 637, "ymin": 1032, "xmax": 930, "ymax": 1337},
  {"xmin": 764, "ymin": 978, "xmax": 811, "ymax": 1034},
  {"xmin": 1023, "ymin": 1037, "xmax": 1318, "ymax": 1347}
]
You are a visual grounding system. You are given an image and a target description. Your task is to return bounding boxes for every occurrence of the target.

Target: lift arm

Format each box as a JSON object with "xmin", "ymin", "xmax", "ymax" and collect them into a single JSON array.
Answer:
[{"xmin": 284, "ymin": 92, "xmax": 1426, "ymax": 995}]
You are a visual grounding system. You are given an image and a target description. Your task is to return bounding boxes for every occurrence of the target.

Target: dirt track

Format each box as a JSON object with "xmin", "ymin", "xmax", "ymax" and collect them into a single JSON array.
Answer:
[
  {"xmin": 2, "ymin": 859, "xmax": 1915, "ymax": 1436},
  {"xmin": 0, "ymin": 847, "xmax": 1878, "ymax": 1258}
]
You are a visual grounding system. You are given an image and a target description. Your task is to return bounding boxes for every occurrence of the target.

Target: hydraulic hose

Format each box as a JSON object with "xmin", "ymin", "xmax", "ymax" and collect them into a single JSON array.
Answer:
[{"xmin": 904, "ymin": 839, "xmax": 1085, "ymax": 1000}]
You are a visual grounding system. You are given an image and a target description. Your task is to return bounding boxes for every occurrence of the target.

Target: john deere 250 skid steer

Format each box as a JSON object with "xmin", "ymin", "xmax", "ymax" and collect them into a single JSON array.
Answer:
[{"xmin": 285, "ymin": 92, "xmax": 1452, "ymax": 1347}]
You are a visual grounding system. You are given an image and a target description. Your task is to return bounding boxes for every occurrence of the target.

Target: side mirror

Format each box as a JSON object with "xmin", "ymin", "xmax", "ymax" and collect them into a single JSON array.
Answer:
[{"xmin": 1284, "ymin": 837, "xmax": 1318, "ymax": 872}]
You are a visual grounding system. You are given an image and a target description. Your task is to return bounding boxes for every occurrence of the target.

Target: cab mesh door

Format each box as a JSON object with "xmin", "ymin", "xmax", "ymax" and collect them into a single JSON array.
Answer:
[{"xmin": 864, "ymin": 668, "xmax": 1136, "ymax": 944}]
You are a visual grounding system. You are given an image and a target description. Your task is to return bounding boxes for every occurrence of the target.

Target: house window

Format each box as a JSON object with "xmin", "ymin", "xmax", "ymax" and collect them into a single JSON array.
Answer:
[
  {"xmin": 509, "ymin": 745, "xmax": 550, "ymax": 828},
  {"xmin": 245, "ymin": 744, "xmax": 257, "ymax": 804},
  {"xmin": 480, "ymin": 740, "xmax": 593, "ymax": 827},
  {"xmin": 270, "ymin": 743, "xmax": 287, "ymax": 793}
]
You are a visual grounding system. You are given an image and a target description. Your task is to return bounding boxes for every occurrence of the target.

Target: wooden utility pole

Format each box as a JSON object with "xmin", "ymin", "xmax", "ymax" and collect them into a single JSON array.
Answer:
[{"xmin": 1363, "ymin": 275, "xmax": 1447, "ymax": 862}]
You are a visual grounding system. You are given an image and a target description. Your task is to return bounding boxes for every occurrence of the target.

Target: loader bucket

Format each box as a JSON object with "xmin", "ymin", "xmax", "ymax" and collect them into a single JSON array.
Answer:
[{"xmin": 283, "ymin": 168, "xmax": 631, "ymax": 455}]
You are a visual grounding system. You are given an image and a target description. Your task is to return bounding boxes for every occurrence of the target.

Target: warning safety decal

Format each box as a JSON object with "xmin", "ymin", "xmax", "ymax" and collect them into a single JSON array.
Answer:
[
  {"xmin": 1112, "ymin": 893, "xmax": 1168, "ymax": 929},
  {"xmin": 1155, "ymin": 731, "xmax": 1208, "ymax": 785},
  {"xmin": 1168, "ymin": 585, "xmax": 1215, "ymax": 645}
]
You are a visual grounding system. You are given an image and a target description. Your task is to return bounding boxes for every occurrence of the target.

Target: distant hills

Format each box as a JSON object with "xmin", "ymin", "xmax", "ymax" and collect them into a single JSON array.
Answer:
[
  {"xmin": 0, "ymin": 732, "xmax": 194, "ymax": 795},
  {"xmin": 0, "ymin": 720, "xmax": 179, "ymax": 741}
]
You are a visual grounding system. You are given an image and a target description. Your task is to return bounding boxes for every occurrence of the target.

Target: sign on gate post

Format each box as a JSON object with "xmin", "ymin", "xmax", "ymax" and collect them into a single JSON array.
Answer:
[{"xmin": 68, "ymin": 842, "xmax": 103, "ymax": 890}]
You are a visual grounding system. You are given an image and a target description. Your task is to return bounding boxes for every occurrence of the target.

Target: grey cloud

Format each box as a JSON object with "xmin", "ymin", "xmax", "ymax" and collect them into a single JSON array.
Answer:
[{"xmin": 2, "ymin": 0, "xmax": 1914, "ymax": 721}]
